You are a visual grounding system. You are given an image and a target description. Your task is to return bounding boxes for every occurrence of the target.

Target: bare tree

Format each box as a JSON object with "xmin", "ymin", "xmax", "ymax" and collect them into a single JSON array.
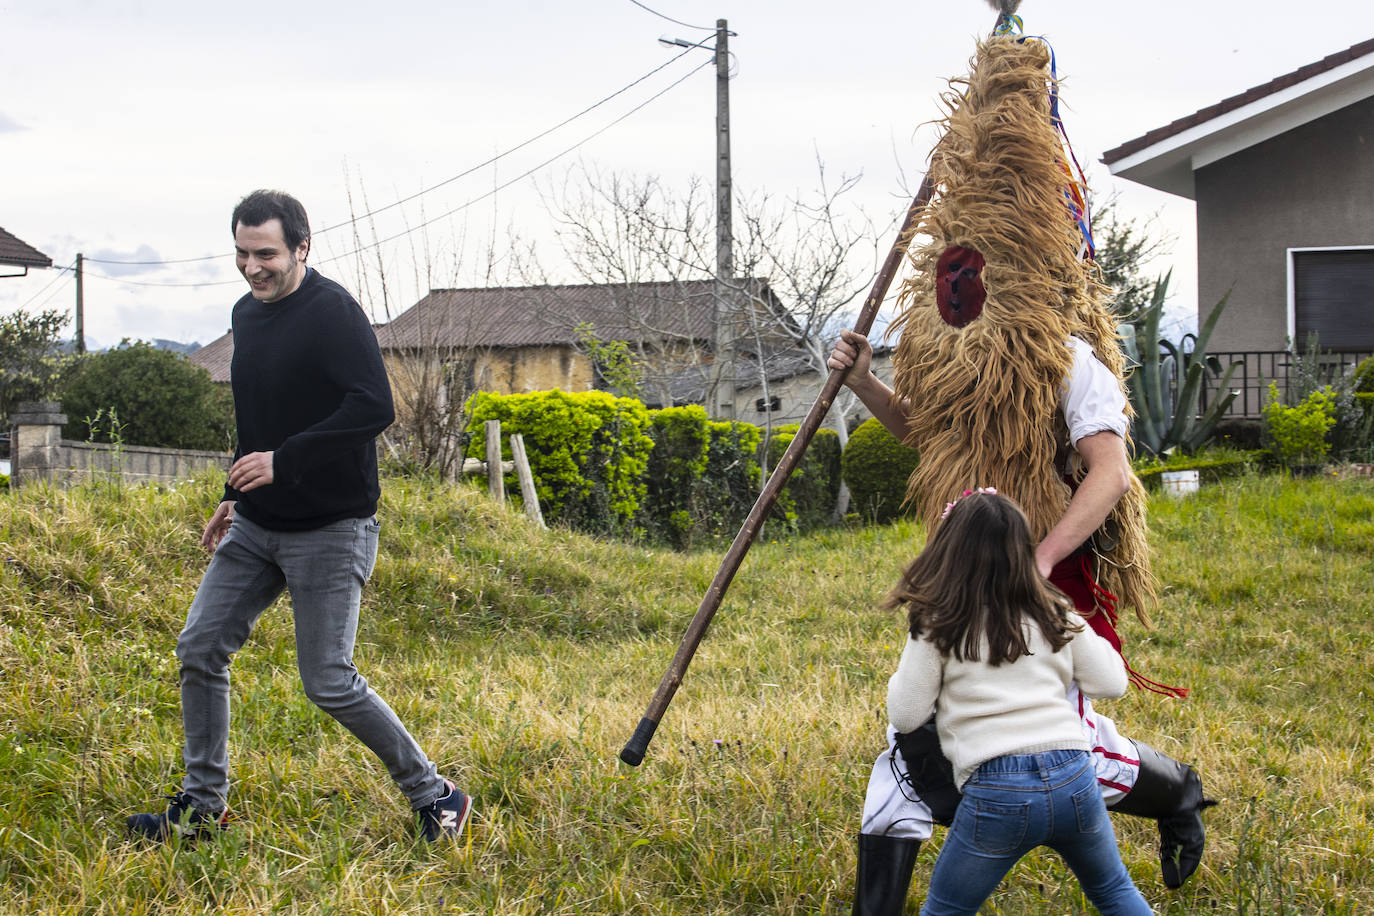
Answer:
[
  {"xmin": 333, "ymin": 176, "xmax": 508, "ymax": 479},
  {"xmin": 518, "ymin": 159, "xmax": 883, "ymax": 516},
  {"xmin": 513, "ymin": 164, "xmax": 721, "ymax": 408},
  {"xmin": 732, "ymin": 159, "xmax": 882, "ymax": 500}
]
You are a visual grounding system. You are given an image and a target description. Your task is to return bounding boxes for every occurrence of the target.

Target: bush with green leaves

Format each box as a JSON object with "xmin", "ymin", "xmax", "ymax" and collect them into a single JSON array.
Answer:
[
  {"xmin": 1262, "ymin": 382, "xmax": 1336, "ymax": 468},
  {"xmin": 58, "ymin": 341, "xmax": 234, "ymax": 450},
  {"xmin": 465, "ymin": 389, "xmax": 652, "ymax": 535},
  {"xmin": 0, "ymin": 307, "xmax": 76, "ymax": 428},
  {"xmin": 764, "ymin": 424, "xmax": 841, "ymax": 532},
  {"xmin": 841, "ymin": 418, "xmax": 919, "ymax": 523},
  {"xmin": 1352, "ymin": 356, "xmax": 1374, "ymax": 395},
  {"xmin": 639, "ymin": 406, "xmax": 712, "ymax": 547},
  {"xmin": 1280, "ymin": 334, "xmax": 1371, "ymax": 460},
  {"xmin": 693, "ymin": 419, "xmax": 762, "ymax": 542}
]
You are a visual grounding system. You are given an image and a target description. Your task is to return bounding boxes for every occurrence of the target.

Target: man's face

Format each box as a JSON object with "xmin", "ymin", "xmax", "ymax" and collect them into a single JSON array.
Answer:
[{"xmin": 234, "ymin": 218, "xmax": 309, "ymax": 302}]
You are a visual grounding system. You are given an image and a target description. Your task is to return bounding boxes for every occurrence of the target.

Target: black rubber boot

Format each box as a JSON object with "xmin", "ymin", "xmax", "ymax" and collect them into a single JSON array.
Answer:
[
  {"xmin": 1109, "ymin": 741, "xmax": 1217, "ymax": 888},
  {"xmin": 852, "ymin": 833, "xmax": 920, "ymax": 916}
]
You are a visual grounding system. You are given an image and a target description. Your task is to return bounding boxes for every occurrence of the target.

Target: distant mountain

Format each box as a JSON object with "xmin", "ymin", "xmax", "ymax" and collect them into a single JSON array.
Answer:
[
  {"xmin": 149, "ymin": 338, "xmax": 202, "ymax": 355},
  {"xmin": 62, "ymin": 337, "xmax": 203, "ymax": 355}
]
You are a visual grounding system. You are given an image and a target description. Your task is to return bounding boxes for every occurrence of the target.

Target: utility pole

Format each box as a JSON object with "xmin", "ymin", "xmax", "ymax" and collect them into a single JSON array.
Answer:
[
  {"xmin": 659, "ymin": 19, "xmax": 736, "ymax": 419},
  {"xmin": 75, "ymin": 252, "xmax": 85, "ymax": 354},
  {"xmin": 712, "ymin": 18, "xmax": 735, "ymax": 419}
]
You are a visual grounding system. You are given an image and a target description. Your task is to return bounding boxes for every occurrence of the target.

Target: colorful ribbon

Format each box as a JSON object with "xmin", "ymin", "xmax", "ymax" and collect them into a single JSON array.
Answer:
[{"xmin": 1013, "ymin": 35, "xmax": 1098, "ymax": 260}]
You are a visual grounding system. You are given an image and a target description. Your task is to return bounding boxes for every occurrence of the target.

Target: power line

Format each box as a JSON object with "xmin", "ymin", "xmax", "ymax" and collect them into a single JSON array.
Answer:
[
  {"xmin": 15, "ymin": 264, "xmax": 75, "ymax": 310},
  {"xmin": 627, "ymin": 0, "xmax": 716, "ymax": 31},
  {"xmin": 82, "ymin": 47, "xmax": 705, "ymax": 268},
  {"xmin": 314, "ymin": 59, "xmax": 714, "ymax": 268},
  {"xmin": 310, "ymin": 46, "xmax": 701, "ymax": 237},
  {"xmin": 76, "ymin": 57, "xmax": 712, "ymax": 289},
  {"xmin": 81, "ymin": 270, "xmax": 241, "ymax": 289}
]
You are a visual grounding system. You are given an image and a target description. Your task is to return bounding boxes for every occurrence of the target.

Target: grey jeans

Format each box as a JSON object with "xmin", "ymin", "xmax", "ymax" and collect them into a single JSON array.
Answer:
[{"xmin": 176, "ymin": 512, "xmax": 444, "ymax": 813}]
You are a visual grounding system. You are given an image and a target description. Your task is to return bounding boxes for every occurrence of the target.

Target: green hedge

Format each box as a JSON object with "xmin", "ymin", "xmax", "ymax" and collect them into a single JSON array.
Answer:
[
  {"xmin": 464, "ymin": 392, "xmax": 846, "ymax": 543},
  {"xmin": 637, "ymin": 410, "xmax": 765, "ymax": 548},
  {"xmin": 466, "ymin": 390, "xmax": 652, "ymax": 535},
  {"xmin": 697, "ymin": 419, "xmax": 763, "ymax": 540},
  {"xmin": 841, "ymin": 418, "xmax": 919, "ymax": 523},
  {"xmin": 764, "ymin": 424, "xmax": 841, "ymax": 532},
  {"xmin": 1132, "ymin": 448, "xmax": 1265, "ymax": 489},
  {"xmin": 640, "ymin": 406, "xmax": 712, "ymax": 547}
]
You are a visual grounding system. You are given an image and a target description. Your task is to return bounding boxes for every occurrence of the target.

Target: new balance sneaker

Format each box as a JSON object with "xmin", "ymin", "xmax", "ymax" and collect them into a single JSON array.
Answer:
[
  {"xmin": 416, "ymin": 780, "xmax": 472, "ymax": 841},
  {"xmin": 126, "ymin": 792, "xmax": 228, "ymax": 841}
]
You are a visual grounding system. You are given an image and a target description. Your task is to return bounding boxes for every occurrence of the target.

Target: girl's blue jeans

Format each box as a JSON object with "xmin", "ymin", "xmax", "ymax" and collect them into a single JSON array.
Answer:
[{"xmin": 920, "ymin": 749, "xmax": 1153, "ymax": 916}]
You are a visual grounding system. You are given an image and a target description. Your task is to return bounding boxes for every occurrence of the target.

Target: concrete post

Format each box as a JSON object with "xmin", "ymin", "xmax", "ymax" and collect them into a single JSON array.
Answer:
[{"xmin": 10, "ymin": 401, "xmax": 67, "ymax": 488}]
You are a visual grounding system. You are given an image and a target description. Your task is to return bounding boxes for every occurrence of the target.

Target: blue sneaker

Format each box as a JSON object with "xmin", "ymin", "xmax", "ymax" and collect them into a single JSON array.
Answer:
[
  {"xmin": 126, "ymin": 792, "xmax": 228, "ymax": 841},
  {"xmin": 416, "ymin": 780, "xmax": 472, "ymax": 841}
]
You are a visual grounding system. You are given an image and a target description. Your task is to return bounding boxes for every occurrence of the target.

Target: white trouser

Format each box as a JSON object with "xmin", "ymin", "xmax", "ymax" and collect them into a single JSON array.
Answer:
[{"xmin": 860, "ymin": 685, "xmax": 1140, "ymax": 840}]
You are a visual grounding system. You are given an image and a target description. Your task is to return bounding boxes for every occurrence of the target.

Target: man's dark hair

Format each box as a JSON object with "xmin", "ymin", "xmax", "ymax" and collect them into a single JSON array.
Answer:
[{"xmin": 231, "ymin": 190, "xmax": 311, "ymax": 250}]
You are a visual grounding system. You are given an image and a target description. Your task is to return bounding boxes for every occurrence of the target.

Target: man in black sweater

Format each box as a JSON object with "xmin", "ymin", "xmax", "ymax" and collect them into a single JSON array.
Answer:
[{"xmin": 127, "ymin": 190, "xmax": 470, "ymax": 842}]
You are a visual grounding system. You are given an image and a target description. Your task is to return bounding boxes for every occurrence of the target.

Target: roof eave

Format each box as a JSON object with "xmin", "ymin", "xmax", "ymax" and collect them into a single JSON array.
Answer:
[{"xmin": 1105, "ymin": 50, "xmax": 1374, "ymax": 200}]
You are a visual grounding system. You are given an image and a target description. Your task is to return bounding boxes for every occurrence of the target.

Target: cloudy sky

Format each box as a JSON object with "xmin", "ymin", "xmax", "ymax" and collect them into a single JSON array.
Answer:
[{"xmin": 2, "ymin": 0, "xmax": 1367, "ymax": 348}]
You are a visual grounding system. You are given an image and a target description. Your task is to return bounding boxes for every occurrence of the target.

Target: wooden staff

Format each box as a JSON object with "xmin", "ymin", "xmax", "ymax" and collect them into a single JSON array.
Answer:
[{"xmin": 620, "ymin": 172, "xmax": 937, "ymax": 766}]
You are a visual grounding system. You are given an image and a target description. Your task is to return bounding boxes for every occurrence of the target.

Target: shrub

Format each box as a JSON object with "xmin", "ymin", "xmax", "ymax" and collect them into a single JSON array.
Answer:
[
  {"xmin": 695, "ymin": 419, "xmax": 762, "ymax": 541},
  {"xmin": 58, "ymin": 341, "xmax": 234, "ymax": 451},
  {"xmin": 0, "ymin": 307, "xmax": 75, "ymax": 428},
  {"xmin": 465, "ymin": 389, "xmax": 652, "ymax": 534},
  {"xmin": 1280, "ymin": 334, "xmax": 1369, "ymax": 460},
  {"xmin": 841, "ymin": 418, "xmax": 920, "ymax": 523},
  {"xmin": 764, "ymin": 424, "xmax": 841, "ymax": 532},
  {"xmin": 640, "ymin": 406, "xmax": 712, "ymax": 547},
  {"xmin": 1353, "ymin": 356, "xmax": 1374, "ymax": 395},
  {"xmin": 1261, "ymin": 383, "xmax": 1336, "ymax": 468}
]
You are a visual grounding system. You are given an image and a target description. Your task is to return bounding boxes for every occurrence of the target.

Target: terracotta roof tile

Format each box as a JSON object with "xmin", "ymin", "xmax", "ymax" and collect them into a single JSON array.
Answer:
[
  {"xmin": 1103, "ymin": 37, "xmax": 1374, "ymax": 164},
  {"xmin": 373, "ymin": 278, "xmax": 777, "ymax": 351},
  {"xmin": 0, "ymin": 225, "xmax": 53, "ymax": 269},
  {"xmin": 187, "ymin": 330, "xmax": 234, "ymax": 383}
]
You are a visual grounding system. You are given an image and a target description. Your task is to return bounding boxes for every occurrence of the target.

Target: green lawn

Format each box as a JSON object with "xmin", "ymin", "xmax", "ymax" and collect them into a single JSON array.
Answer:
[{"xmin": 1, "ymin": 470, "xmax": 1370, "ymax": 913}]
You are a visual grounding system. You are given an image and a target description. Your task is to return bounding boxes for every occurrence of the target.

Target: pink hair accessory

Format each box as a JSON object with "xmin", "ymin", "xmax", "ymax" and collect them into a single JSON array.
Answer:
[{"xmin": 941, "ymin": 486, "xmax": 998, "ymax": 519}]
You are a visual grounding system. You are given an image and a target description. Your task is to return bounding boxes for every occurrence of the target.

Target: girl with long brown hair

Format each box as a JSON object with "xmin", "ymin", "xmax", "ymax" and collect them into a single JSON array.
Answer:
[{"xmin": 885, "ymin": 490, "xmax": 1151, "ymax": 915}]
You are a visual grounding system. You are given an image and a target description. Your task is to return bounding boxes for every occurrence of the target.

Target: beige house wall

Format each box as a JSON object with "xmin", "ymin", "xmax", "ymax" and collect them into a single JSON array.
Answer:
[
  {"xmin": 732, "ymin": 350, "xmax": 895, "ymax": 430},
  {"xmin": 384, "ymin": 346, "xmax": 596, "ymax": 398}
]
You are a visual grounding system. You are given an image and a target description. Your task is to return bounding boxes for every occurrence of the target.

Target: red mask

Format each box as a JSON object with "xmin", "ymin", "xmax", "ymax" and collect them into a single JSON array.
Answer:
[{"xmin": 935, "ymin": 246, "xmax": 986, "ymax": 327}]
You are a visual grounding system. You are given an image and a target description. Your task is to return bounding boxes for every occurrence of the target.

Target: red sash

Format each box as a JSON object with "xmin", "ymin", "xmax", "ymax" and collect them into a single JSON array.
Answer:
[{"xmin": 1049, "ymin": 552, "xmax": 1188, "ymax": 698}]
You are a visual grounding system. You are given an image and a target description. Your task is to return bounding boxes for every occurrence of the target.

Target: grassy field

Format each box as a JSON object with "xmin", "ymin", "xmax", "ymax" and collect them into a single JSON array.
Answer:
[{"xmin": 1, "ymin": 469, "xmax": 1371, "ymax": 914}]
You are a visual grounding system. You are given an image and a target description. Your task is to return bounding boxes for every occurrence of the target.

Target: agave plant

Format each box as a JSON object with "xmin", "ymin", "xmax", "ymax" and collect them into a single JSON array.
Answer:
[{"xmin": 1120, "ymin": 273, "xmax": 1240, "ymax": 457}]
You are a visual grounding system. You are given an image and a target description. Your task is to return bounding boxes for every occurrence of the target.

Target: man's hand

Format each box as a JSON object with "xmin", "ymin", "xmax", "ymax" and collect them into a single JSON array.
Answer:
[
  {"xmin": 202, "ymin": 500, "xmax": 236, "ymax": 552},
  {"xmin": 827, "ymin": 328, "xmax": 874, "ymax": 382},
  {"xmin": 228, "ymin": 450, "xmax": 275, "ymax": 493}
]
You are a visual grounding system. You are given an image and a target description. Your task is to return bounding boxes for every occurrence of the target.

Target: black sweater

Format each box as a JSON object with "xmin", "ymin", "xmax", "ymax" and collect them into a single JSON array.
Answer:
[{"xmin": 224, "ymin": 268, "xmax": 395, "ymax": 530}]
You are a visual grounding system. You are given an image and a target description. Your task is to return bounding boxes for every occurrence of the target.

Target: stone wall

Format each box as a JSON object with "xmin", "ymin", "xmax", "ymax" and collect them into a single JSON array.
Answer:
[{"xmin": 9, "ymin": 402, "xmax": 230, "ymax": 489}]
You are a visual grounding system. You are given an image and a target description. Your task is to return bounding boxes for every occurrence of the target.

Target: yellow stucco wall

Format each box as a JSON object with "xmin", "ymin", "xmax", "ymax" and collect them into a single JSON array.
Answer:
[{"xmin": 385, "ymin": 346, "xmax": 596, "ymax": 398}]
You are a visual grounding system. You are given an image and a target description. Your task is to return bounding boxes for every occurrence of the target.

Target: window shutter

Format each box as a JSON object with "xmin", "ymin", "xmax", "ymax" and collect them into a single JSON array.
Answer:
[{"xmin": 1293, "ymin": 249, "xmax": 1374, "ymax": 350}]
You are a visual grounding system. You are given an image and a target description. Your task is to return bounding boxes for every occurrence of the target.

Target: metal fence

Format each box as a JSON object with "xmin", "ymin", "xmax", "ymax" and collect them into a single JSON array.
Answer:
[{"xmin": 1193, "ymin": 349, "xmax": 1372, "ymax": 419}]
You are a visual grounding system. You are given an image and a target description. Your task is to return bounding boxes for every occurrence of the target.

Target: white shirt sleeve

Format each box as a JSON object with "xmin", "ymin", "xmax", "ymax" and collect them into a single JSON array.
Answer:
[
  {"xmin": 1062, "ymin": 336, "xmax": 1129, "ymax": 445},
  {"xmin": 1066, "ymin": 613, "xmax": 1129, "ymax": 700}
]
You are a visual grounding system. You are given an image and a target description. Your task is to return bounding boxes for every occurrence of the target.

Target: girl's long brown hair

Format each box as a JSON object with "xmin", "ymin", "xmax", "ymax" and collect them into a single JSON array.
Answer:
[{"xmin": 885, "ymin": 492, "xmax": 1079, "ymax": 665}]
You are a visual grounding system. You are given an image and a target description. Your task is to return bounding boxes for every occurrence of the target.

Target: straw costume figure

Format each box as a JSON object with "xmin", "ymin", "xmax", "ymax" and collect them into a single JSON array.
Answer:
[{"xmin": 833, "ymin": 7, "xmax": 1214, "ymax": 913}]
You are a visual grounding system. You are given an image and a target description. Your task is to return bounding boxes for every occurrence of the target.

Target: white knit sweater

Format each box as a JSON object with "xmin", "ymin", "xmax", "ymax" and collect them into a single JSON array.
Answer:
[{"xmin": 887, "ymin": 612, "xmax": 1127, "ymax": 789}]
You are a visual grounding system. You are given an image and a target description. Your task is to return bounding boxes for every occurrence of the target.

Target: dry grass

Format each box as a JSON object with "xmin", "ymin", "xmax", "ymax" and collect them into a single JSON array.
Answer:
[{"xmin": 0, "ymin": 469, "xmax": 1370, "ymax": 913}]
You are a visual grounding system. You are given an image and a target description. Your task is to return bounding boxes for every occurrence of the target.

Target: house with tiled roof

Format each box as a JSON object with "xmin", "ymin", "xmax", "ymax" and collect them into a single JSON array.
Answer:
[
  {"xmin": 0, "ymin": 226, "xmax": 53, "ymax": 277},
  {"xmin": 374, "ymin": 278, "xmax": 800, "ymax": 414},
  {"xmin": 1103, "ymin": 37, "xmax": 1374, "ymax": 357},
  {"xmin": 187, "ymin": 329, "xmax": 234, "ymax": 383}
]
